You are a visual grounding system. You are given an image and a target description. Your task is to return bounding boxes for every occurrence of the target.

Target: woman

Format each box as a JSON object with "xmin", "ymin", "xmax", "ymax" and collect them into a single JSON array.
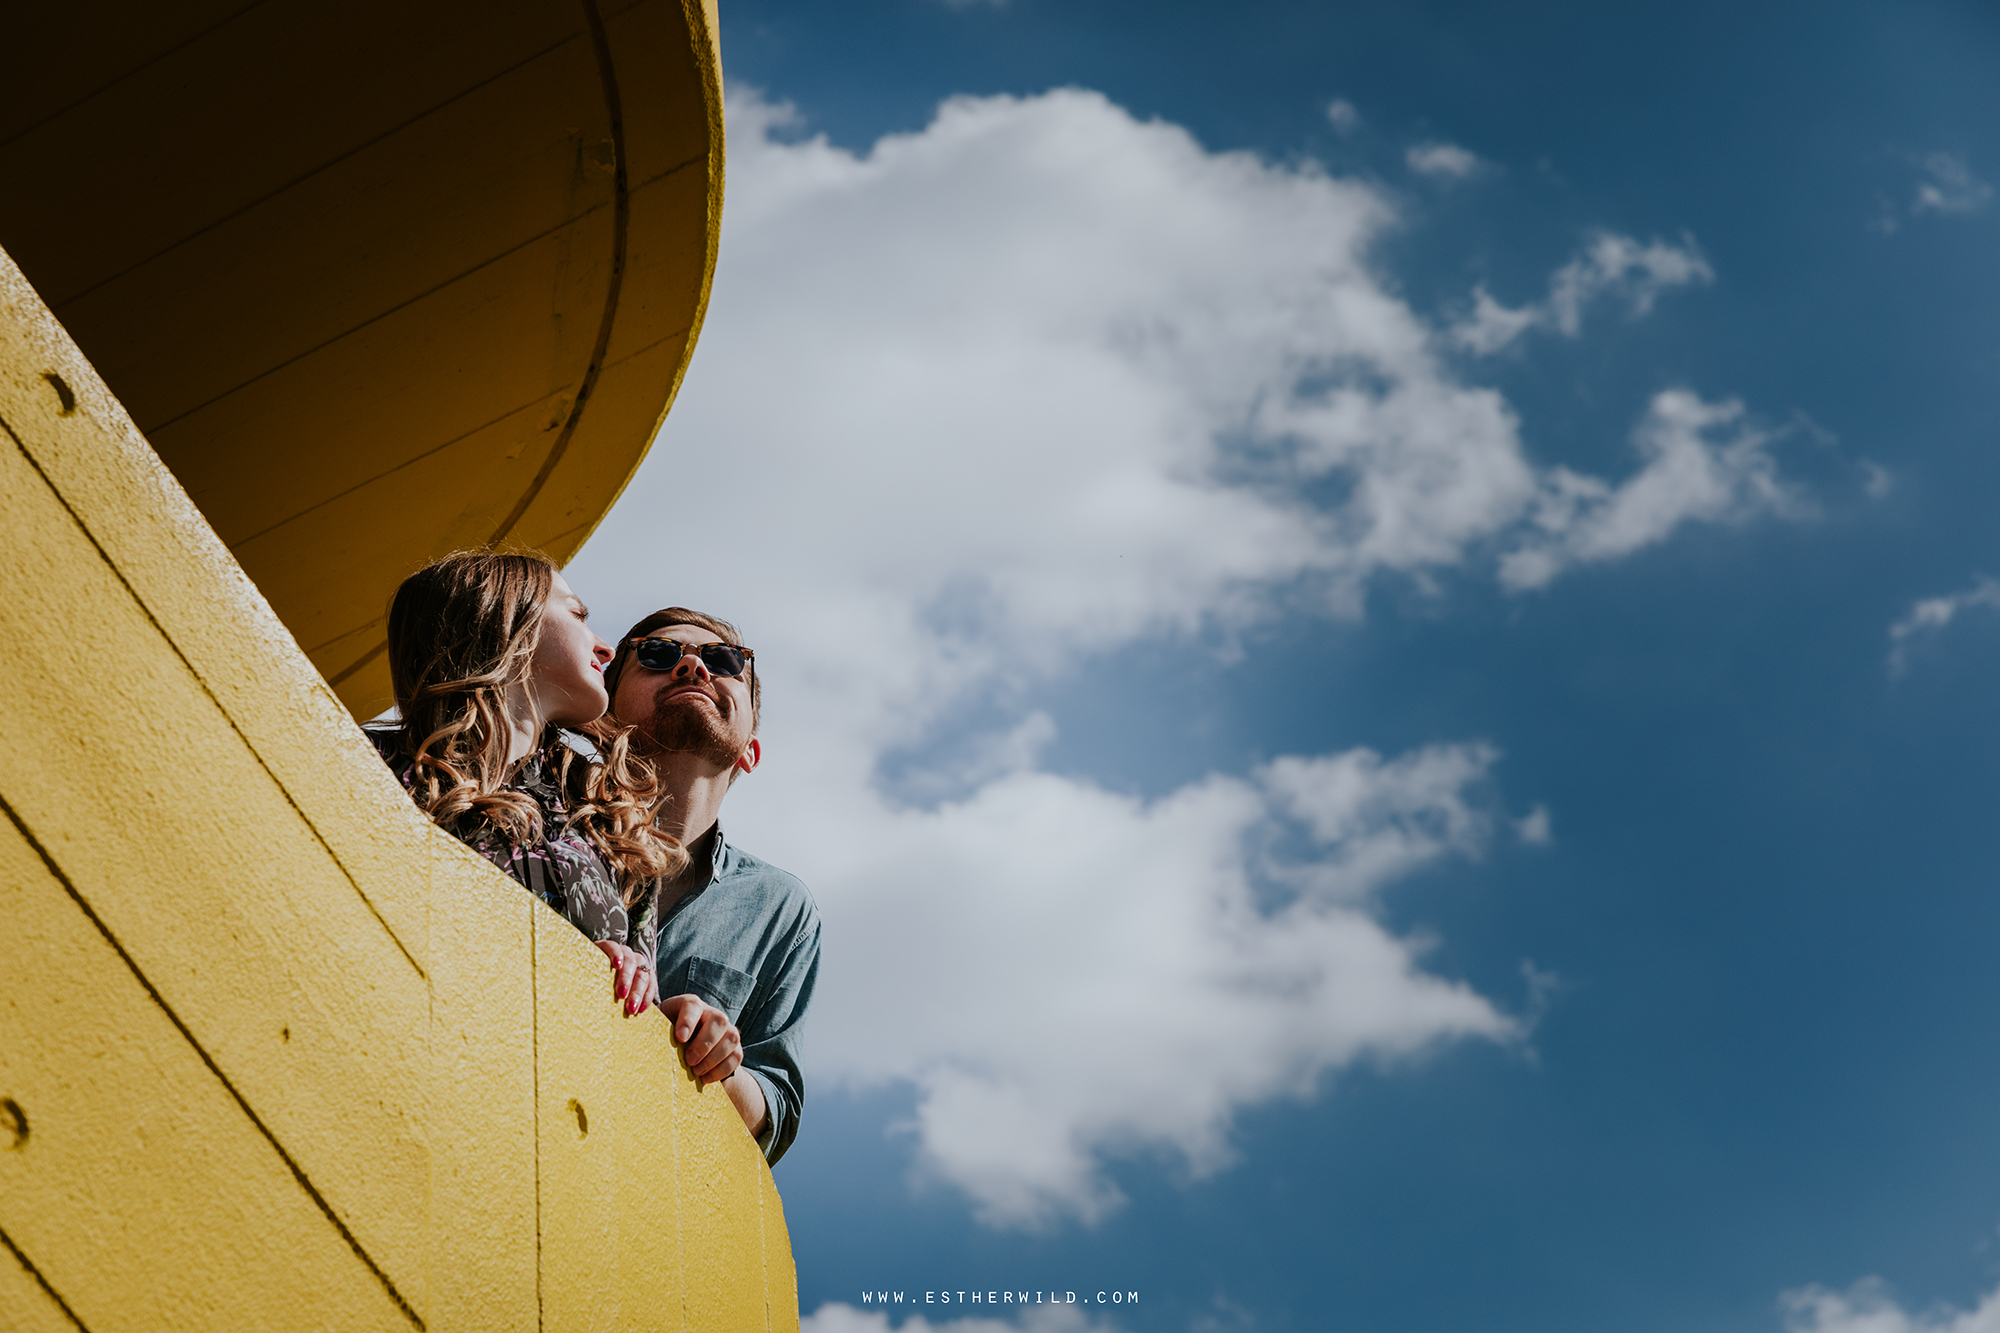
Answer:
[{"xmin": 373, "ymin": 549, "xmax": 684, "ymax": 1014}]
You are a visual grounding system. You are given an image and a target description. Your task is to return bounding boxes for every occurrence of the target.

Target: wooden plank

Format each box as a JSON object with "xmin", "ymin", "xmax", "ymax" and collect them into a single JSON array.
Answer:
[
  {"xmin": 510, "ymin": 333, "xmax": 689, "ymax": 563},
  {"xmin": 225, "ymin": 384, "xmax": 579, "ymax": 654},
  {"xmin": 229, "ymin": 418, "xmax": 581, "ymax": 712},
  {"xmin": 603, "ymin": 166, "xmax": 712, "ymax": 367},
  {"xmin": 0, "ymin": 0, "xmax": 253, "ymax": 147},
  {"xmin": 54, "ymin": 33, "xmax": 610, "ymax": 440},
  {"xmin": 0, "ymin": 0, "xmax": 581, "ymax": 305},
  {"xmin": 144, "ymin": 212, "xmax": 614, "ymax": 551}
]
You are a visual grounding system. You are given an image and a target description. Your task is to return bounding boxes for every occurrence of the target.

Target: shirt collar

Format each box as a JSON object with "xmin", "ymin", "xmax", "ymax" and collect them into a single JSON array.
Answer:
[{"xmin": 705, "ymin": 821, "xmax": 733, "ymax": 880}]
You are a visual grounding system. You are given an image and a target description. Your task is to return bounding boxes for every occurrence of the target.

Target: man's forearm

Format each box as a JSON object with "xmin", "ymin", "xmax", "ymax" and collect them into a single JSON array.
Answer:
[{"xmin": 724, "ymin": 1067, "xmax": 768, "ymax": 1139}]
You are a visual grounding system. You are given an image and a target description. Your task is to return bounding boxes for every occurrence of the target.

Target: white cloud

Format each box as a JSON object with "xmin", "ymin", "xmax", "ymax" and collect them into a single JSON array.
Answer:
[
  {"xmin": 1887, "ymin": 575, "xmax": 2000, "ymax": 675},
  {"xmin": 1862, "ymin": 461, "xmax": 1894, "ymax": 500},
  {"xmin": 571, "ymin": 87, "xmax": 1791, "ymax": 1227},
  {"xmin": 1876, "ymin": 152, "xmax": 1993, "ymax": 233},
  {"xmin": 801, "ymin": 746, "xmax": 1517, "ymax": 1228},
  {"xmin": 1261, "ymin": 745, "xmax": 1498, "ymax": 895},
  {"xmin": 1452, "ymin": 231, "xmax": 1714, "ymax": 354},
  {"xmin": 1784, "ymin": 1278, "xmax": 2000, "ymax": 1333},
  {"xmin": 803, "ymin": 1303, "xmax": 1113, "ymax": 1333},
  {"xmin": 1452, "ymin": 287, "xmax": 1543, "ymax": 356},
  {"xmin": 1499, "ymin": 390, "xmax": 1800, "ymax": 591},
  {"xmin": 1406, "ymin": 140, "xmax": 1481, "ymax": 179},
  {"xmin": 1326, "ymin": 99, "xmax": 1362, "ymax": 135},
  {"xmin": 1514, "ymin": 804, "xmax": 1552, "ymax": 845},
  {"xmin": 1911, "ymin": 152, "xmax": 1993, "ymax": 217}
]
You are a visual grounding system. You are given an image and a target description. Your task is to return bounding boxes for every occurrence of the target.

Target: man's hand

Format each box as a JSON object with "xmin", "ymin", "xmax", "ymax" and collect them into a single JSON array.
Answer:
[
  {"xmin": 658, "ymin": 993, "xmax": 742, "ymax": 1085},
  {"xmin": 658, "ymin": 995, "xmax": 767, "ymax": 1141},
  {"xmin": 594, "ymin": 940, "xmax": 657, "ymax": 1017}
]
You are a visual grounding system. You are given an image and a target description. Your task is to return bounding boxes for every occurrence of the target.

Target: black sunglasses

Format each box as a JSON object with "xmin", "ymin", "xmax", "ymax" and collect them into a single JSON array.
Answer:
[{"xmin": 625, "ymin": 637, "xmax": 755, "ymax": 679}]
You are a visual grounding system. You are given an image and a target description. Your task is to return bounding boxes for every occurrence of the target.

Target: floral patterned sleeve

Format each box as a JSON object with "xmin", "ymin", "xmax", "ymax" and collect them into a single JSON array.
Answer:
[
  {"xmin": 369, "ymin": 728, "xmax": 639, "ymax": 955},
  {"xmin": 625, "ymin": 880, "xmax": 660, "ymax": 971}
]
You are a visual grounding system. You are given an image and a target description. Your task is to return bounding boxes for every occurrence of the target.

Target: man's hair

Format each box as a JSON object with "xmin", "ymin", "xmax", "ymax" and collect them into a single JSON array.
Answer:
[{"xmin": 607, "ymin": 606, "xmax": 760, "ymax": 732}]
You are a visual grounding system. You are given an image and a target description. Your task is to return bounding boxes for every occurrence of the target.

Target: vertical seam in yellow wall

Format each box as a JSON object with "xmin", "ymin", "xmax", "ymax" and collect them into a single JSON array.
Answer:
[
  {"xmin": 0, "ymin": 415, "xmax": 426, "ymax": 981},
  {"xmin": 532, "ymin": 906, "xmax": 545, "ymax": 1332},
  {"xmin": 485, "ymin": 0, "xmax": 632, "ymax": 551},
  {"xmin": 0, "ymin": 794, "xmax": 426, "ymax": 1331},
  {"xmin": 0, "ymin": 1224, "xmax": 89, "ymax": 1330},
  {"xmin": 760, "ymin": 1170, "xmax": 773, "ymax": 1332}
]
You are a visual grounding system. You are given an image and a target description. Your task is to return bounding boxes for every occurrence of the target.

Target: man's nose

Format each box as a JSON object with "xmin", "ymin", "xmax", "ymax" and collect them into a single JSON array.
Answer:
[{"xmin": 670, "ymin": 649, "xmax": 711, "ymax": 682}]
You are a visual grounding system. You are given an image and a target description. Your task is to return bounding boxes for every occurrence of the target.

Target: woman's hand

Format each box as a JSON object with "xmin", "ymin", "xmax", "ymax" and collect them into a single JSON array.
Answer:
[
  {"xmin": 658, "ymin": 994, "xmax": 743, "ymax": 1085},
  {"xmin": 594, "ymin": 939, "xmax": 658, "ymax": 1017}
]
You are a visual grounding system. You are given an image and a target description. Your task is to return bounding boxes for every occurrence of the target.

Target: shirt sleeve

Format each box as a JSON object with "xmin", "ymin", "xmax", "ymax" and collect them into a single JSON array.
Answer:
[{"xmin": 736, "ymin": 911, "xmax": 821, "ymax": 1166}]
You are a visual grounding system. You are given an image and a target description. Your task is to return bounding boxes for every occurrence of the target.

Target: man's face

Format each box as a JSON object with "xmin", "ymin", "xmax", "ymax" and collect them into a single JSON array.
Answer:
[{"xmin": 612, "ymin": 623, "xmax": 756, "ymax": 772}]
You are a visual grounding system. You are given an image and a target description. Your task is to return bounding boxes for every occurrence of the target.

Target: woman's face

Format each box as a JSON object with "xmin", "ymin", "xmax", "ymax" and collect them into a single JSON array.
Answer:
[{"xmin": 528, "ymin": 573, "xmax": 613, "ymax": 727}]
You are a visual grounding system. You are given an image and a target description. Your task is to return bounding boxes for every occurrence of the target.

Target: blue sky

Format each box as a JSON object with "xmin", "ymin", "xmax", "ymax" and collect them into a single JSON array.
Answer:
[{"xmin": 571, "ymin": 3, "xmax": 2000, "ymax": 1330}]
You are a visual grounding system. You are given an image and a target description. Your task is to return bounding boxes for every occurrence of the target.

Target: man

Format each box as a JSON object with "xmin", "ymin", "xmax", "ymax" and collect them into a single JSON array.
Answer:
[{"xmin": 605, "ymin": 607, "xmax": 820, "ymax": 1165}]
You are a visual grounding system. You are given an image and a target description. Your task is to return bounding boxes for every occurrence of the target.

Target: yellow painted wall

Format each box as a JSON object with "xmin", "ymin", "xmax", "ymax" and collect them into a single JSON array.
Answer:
[
  {"xmin": 0, "ymin": 244, "xmax": 796, "ymax": 1333},
  {"xmin": 0, "ymin": 2, "xmax": 800, "ymax": 1328}
]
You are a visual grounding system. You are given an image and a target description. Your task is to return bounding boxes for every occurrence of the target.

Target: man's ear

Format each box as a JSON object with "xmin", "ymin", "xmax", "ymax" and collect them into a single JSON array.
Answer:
[{"xmin": 735, "ymin": 737, "xmax": 762, "ymax": 777}]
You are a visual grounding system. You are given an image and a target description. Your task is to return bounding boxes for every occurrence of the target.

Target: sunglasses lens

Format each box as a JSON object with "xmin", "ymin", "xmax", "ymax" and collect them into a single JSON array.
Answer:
[
  {"xmin": 697, "ymin": 645, "xmax": 746, "ymax": 677},
  {"xmin": 633, "ymin": 639, "xmax": 681, "ymax": 670}
]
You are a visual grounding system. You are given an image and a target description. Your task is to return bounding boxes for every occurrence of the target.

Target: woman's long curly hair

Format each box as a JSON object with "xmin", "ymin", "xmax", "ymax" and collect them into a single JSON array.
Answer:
[{"xmin": 385, "ymin": 550, "xmax": 685, "ymax": 895}]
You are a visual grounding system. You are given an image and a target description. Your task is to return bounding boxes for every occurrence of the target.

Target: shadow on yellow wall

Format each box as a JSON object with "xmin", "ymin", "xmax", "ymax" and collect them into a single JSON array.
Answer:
[{"xmin": 0, "ymin": 3, "xmax": 799, "ymax": 1329}]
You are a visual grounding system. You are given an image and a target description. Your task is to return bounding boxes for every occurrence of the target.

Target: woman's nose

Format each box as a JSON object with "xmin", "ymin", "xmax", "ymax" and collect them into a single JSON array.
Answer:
[{"xmin": 591, "ymin": 635, "xmax": 612, "ymax": 665}]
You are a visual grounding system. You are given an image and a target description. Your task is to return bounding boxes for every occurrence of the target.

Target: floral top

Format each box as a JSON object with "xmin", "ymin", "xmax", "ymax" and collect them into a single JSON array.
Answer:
[{"xmin": 370, "ymin": 728, "xmax": 657, "ymax": 965}]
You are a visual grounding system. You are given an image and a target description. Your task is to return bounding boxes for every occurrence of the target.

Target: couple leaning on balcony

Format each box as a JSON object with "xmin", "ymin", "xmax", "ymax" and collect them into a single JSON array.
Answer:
[{"xmin": 367, "ymin": 550, "xmax": 819, "ymax": 1165}]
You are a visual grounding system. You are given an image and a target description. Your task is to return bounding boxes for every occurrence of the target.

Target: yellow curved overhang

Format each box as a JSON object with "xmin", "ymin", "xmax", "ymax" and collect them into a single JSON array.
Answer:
[
  {"xmin": 0, "ymin": 0, "xmax": 724, "ymax": 719},
  {"xmin": 0, "ymin": 4, "xmax": 803, "ymax": 1330}
]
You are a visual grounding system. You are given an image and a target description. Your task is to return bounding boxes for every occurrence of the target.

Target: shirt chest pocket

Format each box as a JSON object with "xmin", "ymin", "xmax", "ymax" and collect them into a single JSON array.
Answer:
[{"xmin": 671, "ymin": 955, "xmax": 756, "ymax": 1023}]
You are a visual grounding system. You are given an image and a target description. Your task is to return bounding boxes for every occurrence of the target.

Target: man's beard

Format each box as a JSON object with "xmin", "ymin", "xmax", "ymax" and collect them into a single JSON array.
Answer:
[{"xmin": 640, "ymin": 693, "xmax": 743, "ymax": 768}]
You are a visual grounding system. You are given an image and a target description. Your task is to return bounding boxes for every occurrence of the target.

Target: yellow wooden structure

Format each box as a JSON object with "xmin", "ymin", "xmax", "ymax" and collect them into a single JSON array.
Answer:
[{"xmin": 0, "ymin": 3, "xmax": 799, "ymax": 1329}]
